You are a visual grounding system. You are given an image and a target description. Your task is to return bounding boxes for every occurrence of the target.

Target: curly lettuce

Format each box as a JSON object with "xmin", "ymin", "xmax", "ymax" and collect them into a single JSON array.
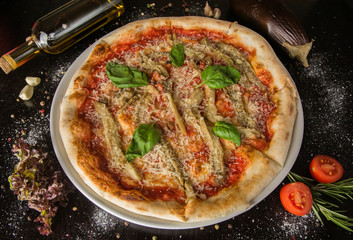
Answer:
[{"xmin": 8, "ymin": 142, "xmax": 73, "ymax": 235}]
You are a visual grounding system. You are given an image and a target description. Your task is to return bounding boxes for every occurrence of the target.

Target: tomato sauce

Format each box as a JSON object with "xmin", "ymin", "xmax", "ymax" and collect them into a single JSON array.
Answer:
[
  {"xmin": 215, "ymin": 90, "xmax": 235, "ymax": 118},
  {"xmin": 111, "ymin": 27, "xmax": 171, "ymax": 57},
  {"xmin": 225, "ymin": 149, "xmax": 249, "ymax": 187},
  {"xmin": 172, "ymin": 27, "xmax": 226, "ymax": 42},
  {"xmin": 194, "ymin": 149, "xmax": 250, "ymax": 198},
  {"xmin": 246, "ymin": 87, "xmax": 276, "ymax": 139},
  {"xmin": 256, "ymin": 67, "xmax": 272, "ymax": 87},
  {"xmin": 140, "ymin": 186, "xmax": 186, "ymax": 204}
]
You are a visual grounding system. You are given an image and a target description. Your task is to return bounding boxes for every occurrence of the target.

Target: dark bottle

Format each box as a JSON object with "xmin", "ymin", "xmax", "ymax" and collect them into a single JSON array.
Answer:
[{"xmin": 0, "ymin": 0, "xmax": 124, "ymax": 74}]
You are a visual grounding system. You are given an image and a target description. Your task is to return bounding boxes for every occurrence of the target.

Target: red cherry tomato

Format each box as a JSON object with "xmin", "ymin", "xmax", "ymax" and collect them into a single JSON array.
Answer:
[
  {"xmin": 309, "ymin": 155, "xmax": 343, "ymax": 183},
  {"xmin": 280, "ymin": 182, "xmax": 313, "ymax": 216}
]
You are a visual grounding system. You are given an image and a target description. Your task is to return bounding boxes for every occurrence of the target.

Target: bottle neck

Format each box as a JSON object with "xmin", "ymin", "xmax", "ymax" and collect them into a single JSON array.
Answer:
[{"xmin": 0, "ymin": 37, "xmax": 41, "ymax": 74}]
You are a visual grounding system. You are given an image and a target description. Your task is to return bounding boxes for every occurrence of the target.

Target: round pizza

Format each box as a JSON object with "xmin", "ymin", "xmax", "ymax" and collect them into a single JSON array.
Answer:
[{"xmin": 59, "ymin": 16, "xmax": 298, "ymax": 222}]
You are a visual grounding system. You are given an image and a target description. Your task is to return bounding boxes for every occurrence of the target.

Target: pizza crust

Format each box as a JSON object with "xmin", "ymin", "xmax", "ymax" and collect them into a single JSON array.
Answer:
[{"xmin": 59, "ymin": 16, "xmax": 297, "ymax": 222}]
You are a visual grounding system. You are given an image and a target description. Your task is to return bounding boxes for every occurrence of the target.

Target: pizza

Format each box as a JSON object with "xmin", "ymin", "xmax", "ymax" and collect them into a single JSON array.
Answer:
[{"xmin": 59, "ymin": 16, "xmax": 298, "ymax": 222}]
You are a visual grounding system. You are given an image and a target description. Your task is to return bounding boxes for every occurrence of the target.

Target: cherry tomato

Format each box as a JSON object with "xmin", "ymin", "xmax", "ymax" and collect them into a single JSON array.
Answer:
[
  {"xmin": 280, "ymin": 182, "xmax": 313, "ymax": 216},
  {"xmin": 309, "ymin": 155, "xmax": 343, "ymax": 183}
]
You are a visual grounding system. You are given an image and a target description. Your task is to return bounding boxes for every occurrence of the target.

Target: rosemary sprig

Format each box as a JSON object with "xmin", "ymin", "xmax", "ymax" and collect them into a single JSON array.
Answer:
[{"xmin": 287, "ymin": 172, "xmax": 353, "ymax": 232}]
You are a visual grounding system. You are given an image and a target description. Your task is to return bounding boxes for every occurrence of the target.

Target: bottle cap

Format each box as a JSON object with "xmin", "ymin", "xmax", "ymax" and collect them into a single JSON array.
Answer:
[{"xmin": 0, "ymin": 55, "xmax": 17, "ymax": 74}]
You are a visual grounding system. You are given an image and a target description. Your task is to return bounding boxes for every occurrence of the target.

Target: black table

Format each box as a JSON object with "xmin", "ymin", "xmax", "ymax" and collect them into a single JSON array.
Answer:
[{"xmin": 1, "ymin": 0, "xmax": 352, "ymax": 239}]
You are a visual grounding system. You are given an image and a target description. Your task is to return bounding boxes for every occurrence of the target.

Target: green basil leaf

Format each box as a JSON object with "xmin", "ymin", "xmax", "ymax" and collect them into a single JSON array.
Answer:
[
  {"xmin": 170, "ymin": 43, "xmax": 185, "ymax": 67},
  {"xmin": 125, "ymin": 123, "xmax": 160, "ymax": 162},
  {"xmin": 212, "ymin": 121, "xmax": 241, "ymax": 146},
  {"xmin": 106, "ymin": 62, "xmax": 148, "ymax": 88},
  {"xmin": 196, "ymin": 65, "xmax": 241, "ymax": 89}
]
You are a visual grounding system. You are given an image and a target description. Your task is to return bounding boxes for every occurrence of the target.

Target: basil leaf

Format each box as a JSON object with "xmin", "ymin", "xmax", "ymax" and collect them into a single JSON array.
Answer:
[
  {"xmin": 212, "ymin": 121, "xmax": 241, "ymax": 146},
  {"xmin": 196, "ymin": 65, "xmax": 241, "ymax": 89},
  {"xmin": 170, "ymin": 43, "xmax": 185, "ymax": 67},
  {"xmin": 125, "ymin": 123, "xmax": 160, "ymax": 162},
  {"xmin": 106, "ymin": 62, "xmax": 148, "ymax": 88}
]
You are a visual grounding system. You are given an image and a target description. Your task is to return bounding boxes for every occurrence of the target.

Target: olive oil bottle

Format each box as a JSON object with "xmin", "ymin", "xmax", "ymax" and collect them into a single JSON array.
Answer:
[{"xmin": 0, "ymin": 0, "xmax": 124, "ymax": 74}]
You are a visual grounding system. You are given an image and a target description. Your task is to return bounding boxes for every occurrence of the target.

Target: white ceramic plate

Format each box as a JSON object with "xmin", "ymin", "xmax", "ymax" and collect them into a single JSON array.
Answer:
[{"xmin": 50, "ymin": 33, "xmax": 304, "ymax": 230}]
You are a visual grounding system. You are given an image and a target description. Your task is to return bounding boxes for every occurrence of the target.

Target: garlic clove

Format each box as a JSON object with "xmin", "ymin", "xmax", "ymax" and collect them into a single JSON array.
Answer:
[
  {"xmin": 213, "ymin": 8, "xmax": 221, "ymax": 19},
  {"xmin": 19, "ymin": 85, "xmax": 34, "ymax": 100},
  {"xmin": 25, "ymin": 76, "xmax": 41, "ymax": 86},
  {"xmin": 204, "ymin": 2, "xmax": 214, "ymax": 17}
]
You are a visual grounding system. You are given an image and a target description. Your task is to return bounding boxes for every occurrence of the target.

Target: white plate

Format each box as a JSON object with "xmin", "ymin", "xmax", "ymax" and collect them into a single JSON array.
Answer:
[{"xmin": 50, "ymin": 33, "xmax": 304, "ymax": 230}]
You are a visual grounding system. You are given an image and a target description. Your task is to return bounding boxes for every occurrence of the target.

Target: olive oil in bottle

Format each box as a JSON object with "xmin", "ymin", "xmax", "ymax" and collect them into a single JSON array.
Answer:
[{"xmin": 0, "ymin": 0, "xmax": 124, "ymax": 74}]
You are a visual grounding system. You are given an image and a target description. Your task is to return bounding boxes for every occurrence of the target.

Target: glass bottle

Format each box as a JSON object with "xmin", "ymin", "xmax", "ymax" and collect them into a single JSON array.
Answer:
[{"xmin": 0, "ymin": 0, "xmax": 124, "ymax": 74}]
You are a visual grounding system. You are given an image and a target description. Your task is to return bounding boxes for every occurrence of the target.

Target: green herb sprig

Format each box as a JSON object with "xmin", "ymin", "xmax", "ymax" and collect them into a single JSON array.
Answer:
[
  {"xmin": 106, "ymin": 62, "xmax": 148, "ymax": 88},
  {"xmin": 212, "ymin": 121, "xmax": 241, "ymax": 146},
  {"xmin": 125, "ymin": 123, "xmax": 160, "ymax": 162},
  {"xmin": 195, "ymin": 65, "xmax": 240, "ymax": 89},
  {"xmin": 288, "ymin": 172, "xmax": 353, "ymax": 232},
  {"xmin": 170, "ymin": 43, "xmax": 185, "ymax": 67}
]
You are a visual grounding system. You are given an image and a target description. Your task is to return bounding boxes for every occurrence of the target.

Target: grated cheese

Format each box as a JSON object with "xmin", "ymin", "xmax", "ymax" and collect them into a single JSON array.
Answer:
[{"xmin": 78, "ymin": 31, "xmax": 276, "ymax": 199}]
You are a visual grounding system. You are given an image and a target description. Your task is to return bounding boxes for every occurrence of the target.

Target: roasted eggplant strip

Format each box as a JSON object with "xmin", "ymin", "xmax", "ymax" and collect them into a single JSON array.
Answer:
[
  {"xmin": 184, "ymin": 109, "xmax": 226, "ymax": 186},
  {"xmin": 184, "ymin": 46, "xmax": 206, "ymax": 63},
  {"xmin": 94, "ymin": 101, "xmax": 141, "ymax": 181},
  {"xmin": 229, "ymin": 0, "xmax": 313, "ymax": 67},
  {"xmin": 203, "ymin": 86, "xmax": 224, "ymax": 124},
  {"xmin": 214, "ymin": 41, "xmax": 266, "ymax": 90},
  {"xmin": 158, "ymin": 137, "xmax": 196, "ymax": 202},
  {"xmin": 200, "ymin": 38, "xmax": 235, "ymax": 66},
  {"xmin": 112, "ymin": 88, "xmax": 135, "ymax": 109},
  {"xmin": 140, "ymin": 53, "xmax": 169, "ymax": 78},
  {"xmin": 224, "ymin": 85, "xmax": 257, "ymax": 129},
  {"xmin": 133, "ymin": 93, "xmax": 151, "ymax": 124},
  {"xmin": 116, "ymin": 94, "xmax": 141, "ymax": 116},
  {"xmin": 237, "ymin": 126, "xmax": 263, "ymax": 140},
  {"xmin": 165, "ymin": 92, "xmax": 187, "ymax": 135},
  {"xmin": 187, "ymin": 88, "xmax": 204, "ymax": 109}
]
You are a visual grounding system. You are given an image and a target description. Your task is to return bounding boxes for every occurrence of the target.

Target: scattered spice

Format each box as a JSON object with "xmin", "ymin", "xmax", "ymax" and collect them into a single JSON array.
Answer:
[
  {"xmin": 200, "ymin": 227, "xmax": 204, "ymax": 230},
  {"xmin": 72, "ymin": 207, "xmax": 77, "ymax": 211},
  {"xmin": 40, "ymin": 101, "xmax": 45, "ymax": 107},
  {"xmin": 152, "ymin": 236, "xmax": 157, "ymax": 240},
  {"xmin": 215, "ymin": 224, "xmax": 219, "ymax": 230},
  {"xmin": 10, "ymin": 114, "xmax": 15, "ymax": 118},
  {"xmin": 124, "ymin": 221, "xmax": 130, "ymax": 227},
  {"xmin": 227, "ymin": 224, "xmax": 233, "ymax": 229},
  {"xmin": 116, "ymin": 233, "xmax": 121, "ymax": 239}
]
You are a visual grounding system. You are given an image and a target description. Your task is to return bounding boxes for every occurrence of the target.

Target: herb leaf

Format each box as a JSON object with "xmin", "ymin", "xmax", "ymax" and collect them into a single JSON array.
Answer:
[
  {"xmin": 212, "ymin": 121, "xmax": 241, "ymax": 146},
  {"xmin": 125, "ymin": 123, "xmax": 160, "ymax": 162},
  {"xmin": 170, "ymin": 43, "xmax": 185, "ymax": 67},
  {"xmin": 106, "ymin": 62, "xmax": 148, "ymax": 88},
  {"xmin": 196, "ymin": 65, "xmax": 241, "ymax": 89}
]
